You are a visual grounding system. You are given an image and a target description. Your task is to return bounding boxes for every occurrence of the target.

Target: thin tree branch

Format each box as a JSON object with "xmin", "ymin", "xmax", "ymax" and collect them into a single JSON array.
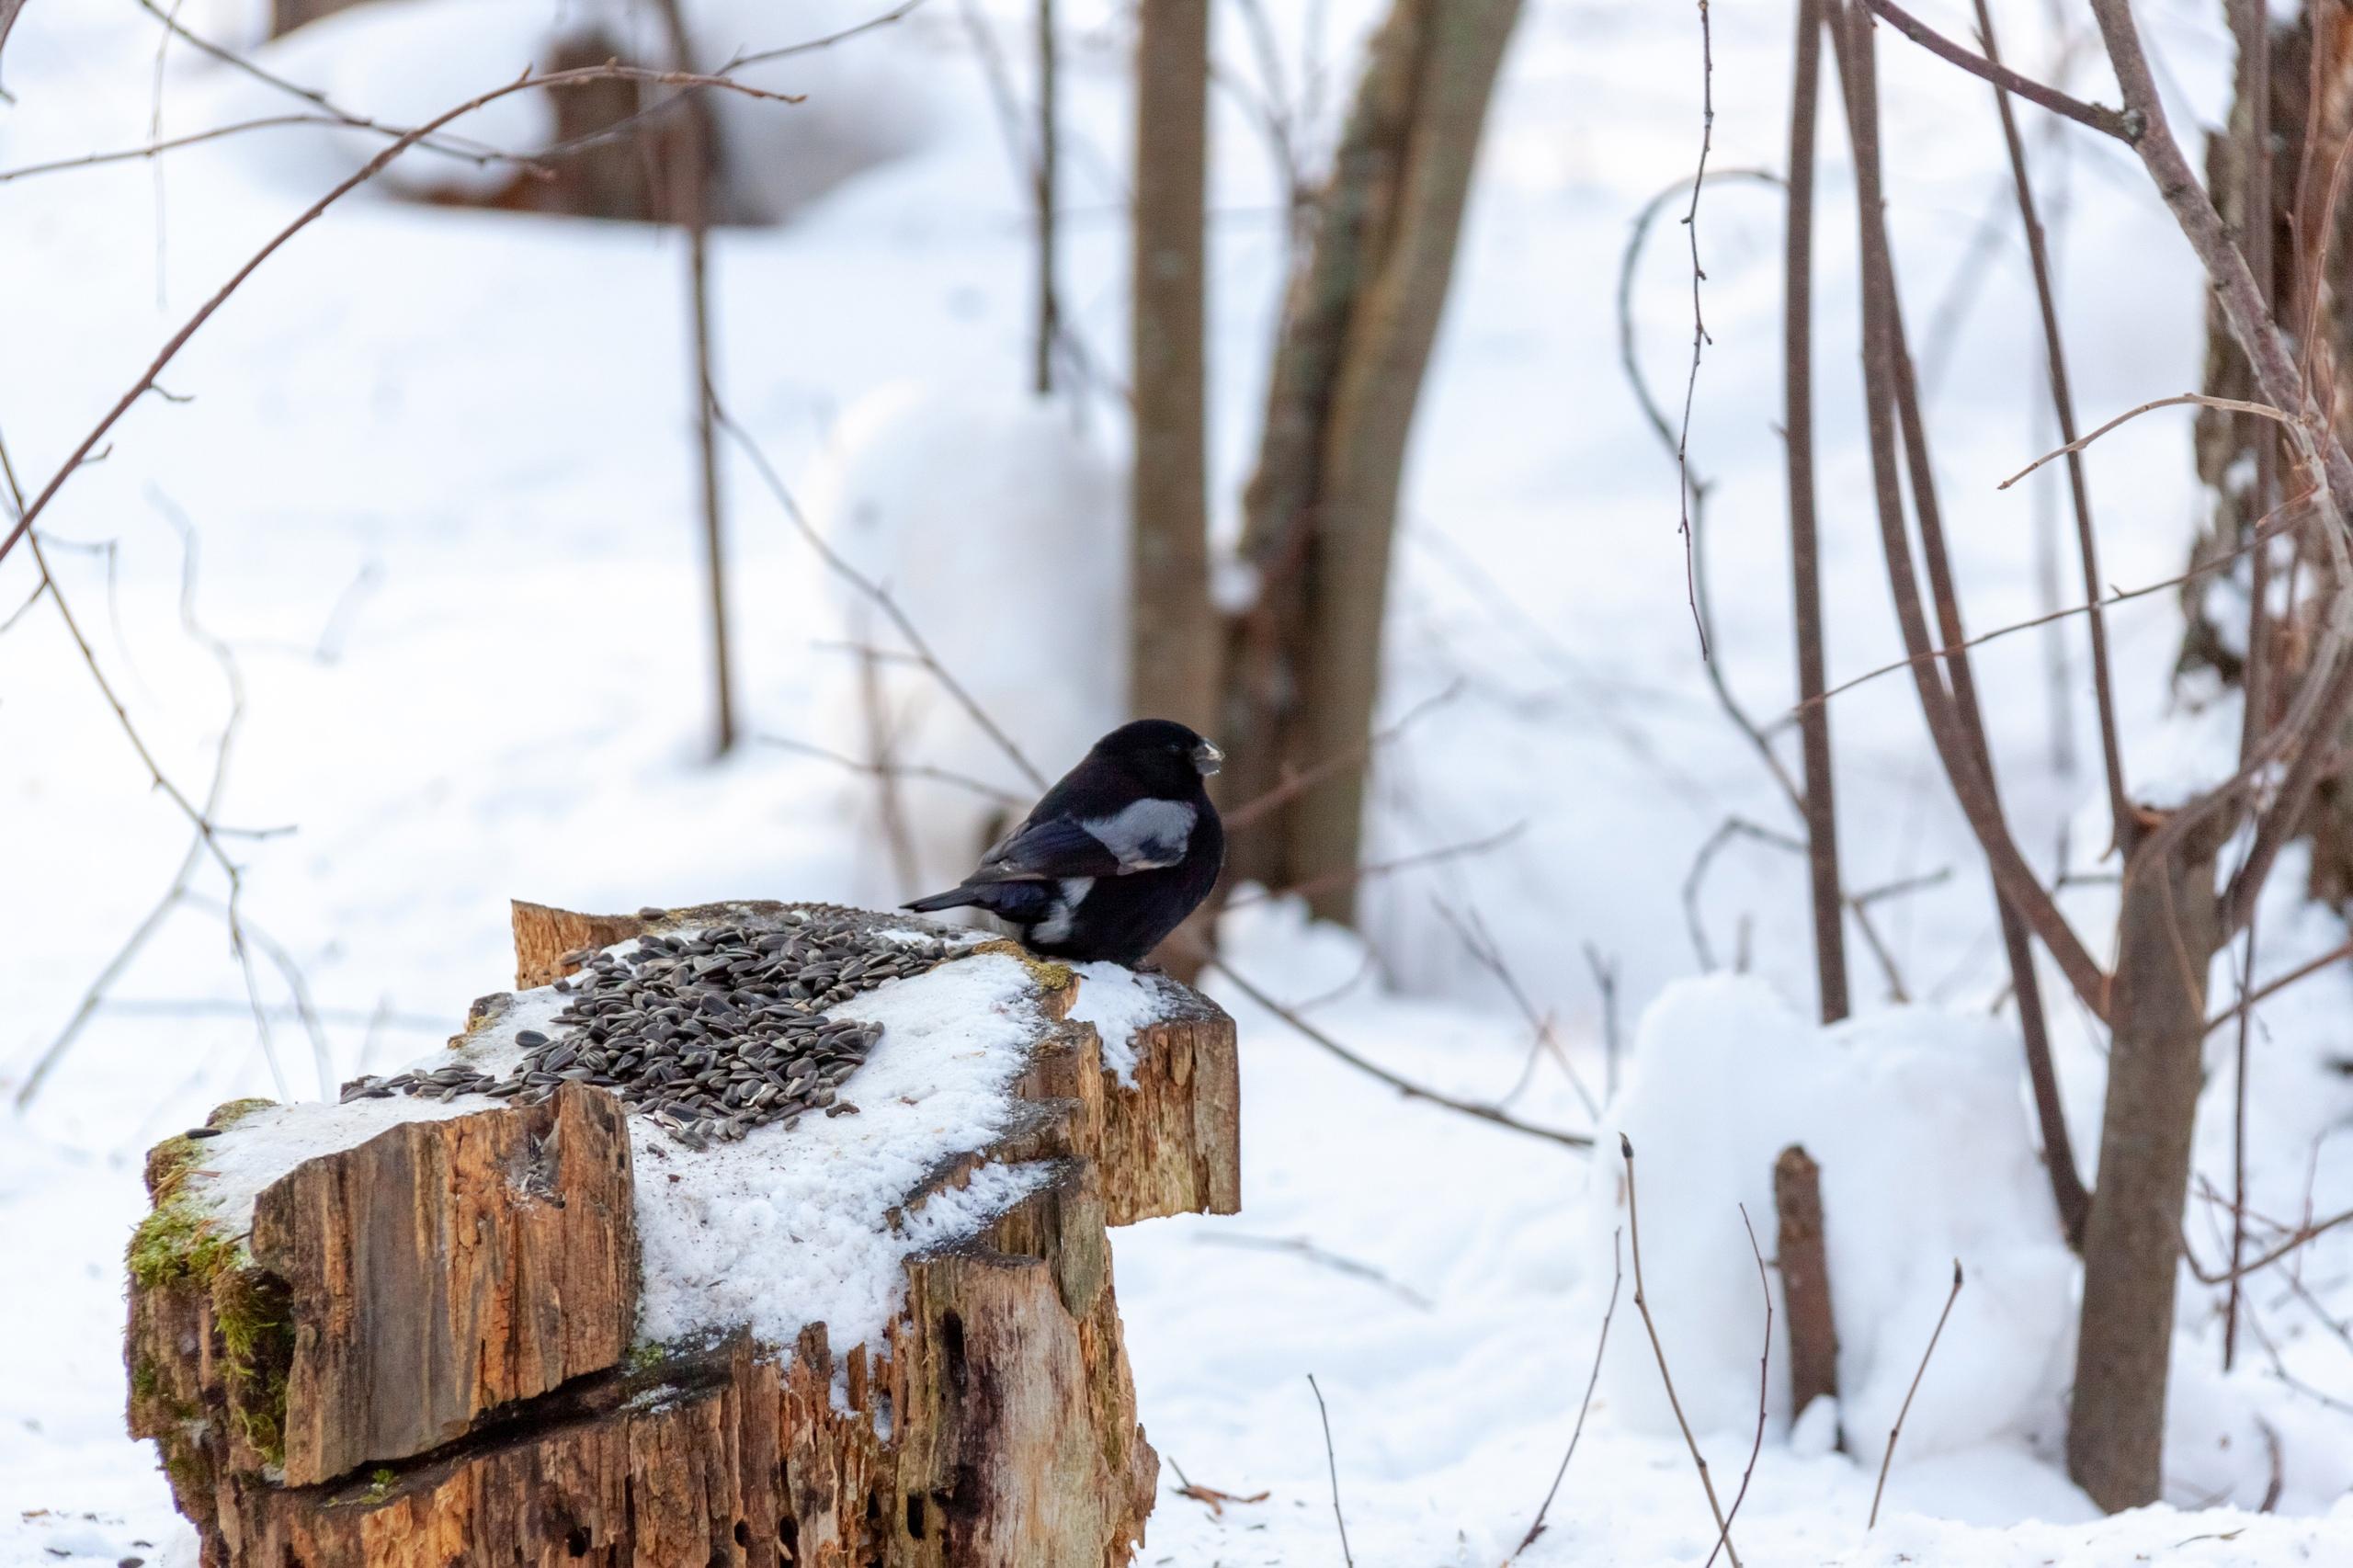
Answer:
[
  {"xmin": 1703, "ymin": 1206, "xmax": 1772, "ymax": 1568},
  {"xmin": 2205, "ymin": 935, "xmax": 2353, "ymax": 1033},
  {"xmin": 1306, "ymin": 1375, "xmax": 1354, "ymax": 1568},
  {"xmin": 1998, "ymin": 393, "xmax": 2294, "ymax": 491},
  {"xmin": 710, "ymin": 398, "xmax": 1048, "ymax": 790},
  {"xmin": 1869, "ymin": 1259, "xmax": 1963, "ymax": 1528},
  {"xmin": 1197, "ymin": 943, "xmax": 1593, "ymax": 1149},
  {"xmin": 1620, "ymin": 1134, "xmax": 1741, "ymax": 1567},
  {"xmin": 1972, "ymin": 0, "xmax": 2129, "ymax": 852},
  {"xmin": 1511, "ymin": 1229, "xmax": 1622, "ymax": 1560},
  {"xmin": 0, "ymin": 62, "xmax": 806, "ymax": 573},
  {"xmin": 1674, "ymin": 0, "xmax": 1720, "ymax": 657},
  {"xmin": 1862, "ymin": 0, "xmax": 2136, "ymax": 142}
]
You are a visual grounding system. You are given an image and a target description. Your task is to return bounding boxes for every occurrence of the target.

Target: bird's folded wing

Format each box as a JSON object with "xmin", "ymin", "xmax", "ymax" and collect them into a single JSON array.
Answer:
[
  {"xmin": 968, "ymin": 815, "xmax": 1126, "ymax": 882},
  {"xmin": 972, "ymin": 798, "xmax": 1198, "ymax": 881}
]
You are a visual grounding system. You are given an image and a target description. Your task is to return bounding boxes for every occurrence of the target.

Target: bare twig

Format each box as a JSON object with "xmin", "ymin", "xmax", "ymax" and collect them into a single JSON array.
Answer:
[
  {"xmin": 1704, "ymin": 1206, "xmax": 1772, "ymax": 1568},
  {"xmin": 1586, "ymin": 942, "xmax": 1623, "ymax": 1102},
  {"xmin": 1673, "ymin": 0, "xmax": 1719, "ymax": 657},
  {"xmin": 1434, "ymin": 899, "xmax": 1601, "ymax": 1120},
  {"xmin": 1222, "ymin": 822, "xmax": 1528, "ymax": 914},
  {"xmin": 2206, "ymin": 935, "xmax": 2353, "ymax": 1032},
  {"xmin": 1197, "ymin": 943, "xmax": 1593, "ymax": 1149},
  {"xmin": 1195, "ymin": 1233, "xmax": 1433, "ymax": 1311},
  {"xmin": 127, "ymin": 0, "xmax": 535, "ymax": 171},
  {"xmin": 1972, "ymin": 0, "xmax": 2129, "ymax": 851},
  {"xmin": 710, "ymin": 398, "xmax": 1047, "ymax": 790},
  {"xmin": 1869, "ymin": 1259, "xmax": 1964, "ymax": 1528},
  {"xmin": 1511, "ymin": 1229, "xmax": 1622, "ymax": 1560},
  {"xmin": 0, "ymin": 61, "xmax": 806, "ymax": 573},
  {"xmin": 1306, "ymin": 1375, "xmax": 1354, "ymax": 1568},
  {"xmin": 1620, "ymin": 1134, "xmax": 1740, "ymax": 1567},
  {"xmin": 1808, "ymin": 489, "xmax": 2318, "ymax": 711},
  {"xmin": 1999, "ymin": 393, "xmax": 2293, "ymax": 490},
  {"xmin": 755, "ymin": 733, "xmax": 1027, "ymax": 807},
  {"xmin": 648, "ymin": 0, "xmax": 736, "ymax": 757},
  {"xmin": 1223, "ymin": 682, "xmax": 1462, "ymax": 832},
  {"xmin": 1684, "ymin": 815, "xmax": 1804, "ymax": 972},
  {"xmin": 1861, "ymin": 0, "xmax": 2135, "ymax": 141}
]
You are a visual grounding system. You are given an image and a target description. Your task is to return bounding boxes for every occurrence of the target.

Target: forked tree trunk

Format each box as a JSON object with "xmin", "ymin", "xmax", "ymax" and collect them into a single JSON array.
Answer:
[
  {"xmin": 1131, "ymin": 0, "xmax": 1218, "ymax": 735},
  {"xmin": 1221, "ymin": 0, "xmax": 1523, "ymax": 919},
  {"xmin": 2067, "ymin": 824, "xmax": 2228, "ymax": 1512}
]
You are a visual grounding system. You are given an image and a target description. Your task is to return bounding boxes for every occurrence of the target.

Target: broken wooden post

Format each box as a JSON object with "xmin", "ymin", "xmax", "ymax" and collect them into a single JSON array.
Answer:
[
  {"xmin": 1773, "ymin": 1143, "xmax": 1838, "ymax": 1434},
  {"xmin": 126, "ymin": 899, "xmax": 1240, "ymax": 1567}
]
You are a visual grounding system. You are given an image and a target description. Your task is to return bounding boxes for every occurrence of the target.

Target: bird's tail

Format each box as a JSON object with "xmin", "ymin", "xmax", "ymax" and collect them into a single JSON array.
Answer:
[{"xmin": 902, "ymin": 886, "xmax": 980, "ymax": 915}]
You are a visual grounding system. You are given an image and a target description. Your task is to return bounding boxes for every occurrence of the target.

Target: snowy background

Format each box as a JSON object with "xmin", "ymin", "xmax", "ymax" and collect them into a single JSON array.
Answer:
[{"xmin": 5, "ymin": 0, "xmax": 2353, "ymax": 1562}]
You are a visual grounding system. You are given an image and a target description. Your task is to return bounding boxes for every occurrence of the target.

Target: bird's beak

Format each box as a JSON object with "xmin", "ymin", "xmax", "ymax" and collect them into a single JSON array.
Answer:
[{"xmin": 1192, "ymin": 738, "xmax": 1225, "ymax": 777}]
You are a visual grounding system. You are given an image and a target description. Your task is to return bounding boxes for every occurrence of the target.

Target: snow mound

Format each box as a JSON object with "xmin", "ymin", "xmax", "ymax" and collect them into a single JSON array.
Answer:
[
  {"xmin": 1589, "ymin": 976, "xmax": 2075, "ymax": 1462},
  {"xmin": 806, "ymin": 381, "xmax": 1129, "ymax": 907},
  {"xmin": 172, "ymin": 937, "xmax": 1062, "ymax": 1363}
]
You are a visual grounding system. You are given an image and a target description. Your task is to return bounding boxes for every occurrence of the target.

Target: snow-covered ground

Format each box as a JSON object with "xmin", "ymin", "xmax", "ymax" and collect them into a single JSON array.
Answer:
[{"xmin": 4, "ymin": 0, "xmax": 2352, "ymax": 1562}]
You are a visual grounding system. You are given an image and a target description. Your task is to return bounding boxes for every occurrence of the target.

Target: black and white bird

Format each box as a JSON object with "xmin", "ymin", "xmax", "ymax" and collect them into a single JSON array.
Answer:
[{"xmin": 903, "ymin": 719, "xmax": 1226, "ymax": 965}]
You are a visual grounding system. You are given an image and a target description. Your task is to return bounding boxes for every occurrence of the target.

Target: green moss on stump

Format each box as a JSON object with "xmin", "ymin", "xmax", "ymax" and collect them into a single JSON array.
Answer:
[{"xmin": 127, "ymin": 1201, "xmax": 240, "ymax": 1290}]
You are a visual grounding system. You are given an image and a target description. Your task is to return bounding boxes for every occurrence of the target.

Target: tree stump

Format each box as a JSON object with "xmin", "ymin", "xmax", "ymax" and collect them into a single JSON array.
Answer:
[{"xmin": 125, "ymin": 900, "xmax": 1240, "ymax": 1567}]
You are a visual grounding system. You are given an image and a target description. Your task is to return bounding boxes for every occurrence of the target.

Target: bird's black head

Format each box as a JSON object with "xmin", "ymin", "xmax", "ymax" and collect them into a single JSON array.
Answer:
[{"xmin": 1091, "ymin": 718, "xmax": 1223, "ymax": 796}]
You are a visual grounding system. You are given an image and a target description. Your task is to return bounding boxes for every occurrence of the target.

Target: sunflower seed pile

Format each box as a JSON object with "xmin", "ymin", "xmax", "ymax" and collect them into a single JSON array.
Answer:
[{"xmin": 344, "ymin": 909, "xmax": 956, "ymax": 1148}]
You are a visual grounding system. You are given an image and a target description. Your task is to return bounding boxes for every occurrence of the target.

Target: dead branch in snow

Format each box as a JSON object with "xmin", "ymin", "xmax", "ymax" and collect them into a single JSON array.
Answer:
[
  {"xmin": 1306, "ymin": 1375, "xmax": 1355, "ymax": 1568},
  {"xmin": 1511, "ymin": 1229, "xmax": 1621, "ymax": 1560},
  {"xmin": 1620, "ymin": 1134, "xmax": 1741, "ymax": 1566},
  {"xmin": 1869, "ymin": 1259, "xmax": 1963, "ymax": 1528},
  {"xmin": 1704, "ymin": 1205, "xmax": 1771, "ymax": 1568}
]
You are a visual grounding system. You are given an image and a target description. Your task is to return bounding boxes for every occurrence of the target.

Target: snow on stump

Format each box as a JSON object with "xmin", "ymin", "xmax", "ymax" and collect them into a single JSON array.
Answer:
[{"xmin": 124, "ymin": 899, "xmax": 1240, "ymax": 1567}]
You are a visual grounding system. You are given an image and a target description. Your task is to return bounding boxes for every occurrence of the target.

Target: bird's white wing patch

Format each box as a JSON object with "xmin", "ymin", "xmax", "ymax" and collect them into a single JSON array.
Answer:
[
  {"xmin": 1081, "ymin": 798, "xmax": 1195, "ymax": 871},
  {"xmin": 1033, "ymin": 878, "xmax": 1095, "ymax": 944}
]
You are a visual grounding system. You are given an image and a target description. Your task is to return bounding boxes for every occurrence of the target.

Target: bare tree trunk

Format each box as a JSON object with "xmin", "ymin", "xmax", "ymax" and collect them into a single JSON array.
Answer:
[
  {"xmin": 1034, "ymin": 0, "xmax": 1060, "ymax": 397},
  {"xmin": 1131, "ymin": 0, "xmax": 1217, "ymax": 733},
  {"xmin": 1783, "ymin": 0, "xmax": 1849, "ymax": 1023},
  {"xmin": 1222, "ymin": 0, "xmax": 1524, "ymax": 918},
  {"xmin": 2067, "ymin": 823, "xmax": 2228, "ymax": 1511}
]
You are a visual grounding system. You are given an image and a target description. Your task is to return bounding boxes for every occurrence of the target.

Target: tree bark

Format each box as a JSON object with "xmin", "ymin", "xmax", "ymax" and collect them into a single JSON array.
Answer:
[
  {"xmin": 2182, "ymin": 4, "xmax": 2353, "ymax": 902},
  {"xmin": 1222, "ymin": 0, "xmax": 1524, "ymax": 920},
  {"xmin": 2067, "ymin": 824, "xmax": 2228, "ymax": 1512},
  {"xmin": 1131, "ymin": 0, "xmax": 1218, "ymax": 735},
  {"xmin": 129, "ymin": 900, "xmax": 1240, "ymax": 1567}
]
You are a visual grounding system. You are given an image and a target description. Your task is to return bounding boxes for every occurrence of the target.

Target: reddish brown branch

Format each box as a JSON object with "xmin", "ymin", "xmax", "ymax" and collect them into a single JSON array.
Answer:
[
  {"xmin": 1862, "ymin": 0, "xmax": 2135, "ymax": 142},
  {"xmin": 1972, "ymin": 0, "xmax": 2130, "ymax": 853},
  {"xmin": 1784, "ymin": 0, "xmax": 1850, "ymax": 1023}
]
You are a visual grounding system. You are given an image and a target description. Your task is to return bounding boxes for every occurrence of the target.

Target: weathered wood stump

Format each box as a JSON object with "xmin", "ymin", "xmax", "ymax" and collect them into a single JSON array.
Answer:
[{"xmin": 126, "ymin": 900, "xmax": 1240, "ymax": 1567}]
